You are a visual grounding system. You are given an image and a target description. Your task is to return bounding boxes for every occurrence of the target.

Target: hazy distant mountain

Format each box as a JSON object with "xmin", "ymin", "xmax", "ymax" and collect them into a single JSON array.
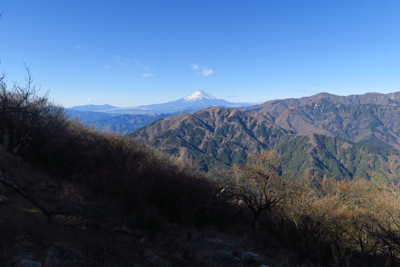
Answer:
[
  {"xmin": 68, "ymin": 91, "xmax": 258, "ymax": 115},
  {"xmin": 66, "ymin": 109, "xmax": 174, "ymax": 134},
  {"xmin": 94, "ymin": 114, "xmax": 173, "ymax": 134},
  {"xmin": 68, "ymin": 104, "xmax": 118, "ymax": 112},
  {"xmin": 66, "ymin": 91, "xmax": 259, "ymax": 133},
  {"xmin": 66, "ymin": 110, "xmax": 114, "ymax": 122}
]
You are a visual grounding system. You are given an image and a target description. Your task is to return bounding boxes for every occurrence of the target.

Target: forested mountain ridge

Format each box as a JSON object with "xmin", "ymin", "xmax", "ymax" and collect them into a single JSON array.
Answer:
[
  {"xmin": 243, "ymin": 103, "xmax": 400, "ymax": 149},
  {"xmin": 130, "ymin": 108, "xmax": 292, "ymax": 171},
  {"xmin": 129, "ymin": 105, "xmax": 400, "ymax": 179},
  {"xmin": 275, "ymin": 133, "xmax": 399, "ymax": 180},
  {"xmin": 241, "ymin": 91, "xmax": 400, "ymax": 113}
]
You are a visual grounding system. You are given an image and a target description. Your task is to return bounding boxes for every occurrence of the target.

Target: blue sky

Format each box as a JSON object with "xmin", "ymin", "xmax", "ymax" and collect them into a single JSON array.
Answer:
[{"xmin": 1, "ymin": 0, "xmax": 399, "ymax": 108}]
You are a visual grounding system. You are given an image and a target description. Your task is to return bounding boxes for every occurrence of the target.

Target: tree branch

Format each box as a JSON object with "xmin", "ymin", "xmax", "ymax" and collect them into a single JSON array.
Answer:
[{"xmin": 0, "ymin": 170, "xmax": 61, "ymax": 225}]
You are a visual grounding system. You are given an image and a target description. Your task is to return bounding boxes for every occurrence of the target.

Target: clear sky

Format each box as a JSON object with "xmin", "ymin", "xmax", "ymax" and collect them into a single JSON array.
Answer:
[{"xmin": 1, "ymin": 0, "xmax": 399, "ymax": 108}]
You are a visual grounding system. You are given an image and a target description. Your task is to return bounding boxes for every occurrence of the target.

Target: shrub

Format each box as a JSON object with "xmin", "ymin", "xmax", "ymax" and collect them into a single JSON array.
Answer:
[{"xmin": 215, "ymin": 150, "xmax": 288, "ymax": 229}]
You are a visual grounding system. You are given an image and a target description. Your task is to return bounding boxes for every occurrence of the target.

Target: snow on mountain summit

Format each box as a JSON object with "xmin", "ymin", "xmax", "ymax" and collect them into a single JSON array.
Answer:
[
  {"xmin": 183, "ymin": 91, "xmax": 219, "ymax": 102},
  {"xmin": 68, "ymin": 90, "xmax": 256, "ymax": 115}
]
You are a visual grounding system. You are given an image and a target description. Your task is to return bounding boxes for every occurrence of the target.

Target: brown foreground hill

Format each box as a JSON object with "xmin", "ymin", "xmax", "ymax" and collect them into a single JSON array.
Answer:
[{"xmin": 0, "ymin": 146, "xmax": 291, "ymax": 267}]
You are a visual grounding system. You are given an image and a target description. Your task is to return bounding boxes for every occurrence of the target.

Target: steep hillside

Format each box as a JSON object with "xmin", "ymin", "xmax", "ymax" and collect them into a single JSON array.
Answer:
[
  {"xmin": 129, "ymin": 107, "xmax": 400, "ymax": 179},
  {"xmin": 275, "ymin": 133, "xmax": 399, "ymax": 180},
  {"xmin": 130, "ymin": 108, "xmax": 291, "ymax": 171},
  {"xmin": 246, "ymin": 103, "xmax": 400, "ymax": 149}
]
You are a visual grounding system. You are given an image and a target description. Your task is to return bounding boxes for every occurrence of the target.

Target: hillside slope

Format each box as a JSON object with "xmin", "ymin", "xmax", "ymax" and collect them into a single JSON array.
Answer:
[
  {"xmin": 129, "ymin": 107, "xmax": 400, "ymax": 179},
  {"xmin": 130, "ymin": 108, "xmax": 290, "ymax": 169},
  {"xmin": 241, "ymin": 92, "xmax": 400, "ymax": 113},
  {"xmin": 244, "ymin": 103, "xmax": 400, "ymax": 149}
]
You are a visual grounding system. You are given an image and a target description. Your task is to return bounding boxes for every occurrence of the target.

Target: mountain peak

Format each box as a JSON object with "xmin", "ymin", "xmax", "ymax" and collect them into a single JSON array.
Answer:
[
  {"xmin": 183, "ymin": 91, "xmax": 219, "ymax": 102},
  {"xmin": 69, "ymin": 104, "xmax": 118, "ymax": 111}
]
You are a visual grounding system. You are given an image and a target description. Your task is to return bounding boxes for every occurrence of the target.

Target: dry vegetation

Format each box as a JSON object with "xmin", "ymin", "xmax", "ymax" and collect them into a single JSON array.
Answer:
[
  {"xmin": 2, "ymin": 70, "xmax": 400, "ymax": 266},
  {"xmin": 215, "ymin": 149, "xmax": 400, "ymax": 266}
]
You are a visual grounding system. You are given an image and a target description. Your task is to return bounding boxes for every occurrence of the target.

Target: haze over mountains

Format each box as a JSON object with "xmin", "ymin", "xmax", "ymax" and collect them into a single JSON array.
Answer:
[
  {"xmin": 129, "ymin": 91, "xmax": 400, "ymax": 180},
  {"xmin": 69, "ymin": 91, "xmax": 257, "ymax": 115},
  {"xmin": 66, "ymin": 91, "xmax": 259, "ymax": 134}
]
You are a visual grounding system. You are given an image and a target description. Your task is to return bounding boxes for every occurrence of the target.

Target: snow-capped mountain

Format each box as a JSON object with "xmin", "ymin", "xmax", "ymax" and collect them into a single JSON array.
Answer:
[
  {"xmin": 183, "ymin": 91, "xmax": 219, "ymax": 102},
  {"xmin": 67, "ymin": 91, "xmax": 257, "ymax": 115}
]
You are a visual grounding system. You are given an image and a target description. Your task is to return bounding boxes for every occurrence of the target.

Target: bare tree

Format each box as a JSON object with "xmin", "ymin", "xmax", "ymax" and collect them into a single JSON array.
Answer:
[
  {"xmin": 0, "ymin": 64, "xmax": 70, "ymax": 160},
  {"xmin": 216, "ymin": 150, "xmax": 287, "ymax": 229}
]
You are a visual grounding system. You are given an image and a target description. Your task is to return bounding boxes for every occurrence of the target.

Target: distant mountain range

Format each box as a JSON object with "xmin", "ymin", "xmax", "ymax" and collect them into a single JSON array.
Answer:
[
  {"xmin": 128, "ymin": 91, "xmax": 400, "ymax": 180},
  {"xmin": 66, "ymin": 110, "xmax": 176, "ymax": 134},
  {"xmin": 68, "ymin": 91, "xmax": 258, "ymax": 115},
  {"xmin": 66, "ymin": 91, "xmax": 259, "ymax": 134},
  {"xmin": 69, "ymin": 104, "xmax": 118, "ymax": 112}
]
